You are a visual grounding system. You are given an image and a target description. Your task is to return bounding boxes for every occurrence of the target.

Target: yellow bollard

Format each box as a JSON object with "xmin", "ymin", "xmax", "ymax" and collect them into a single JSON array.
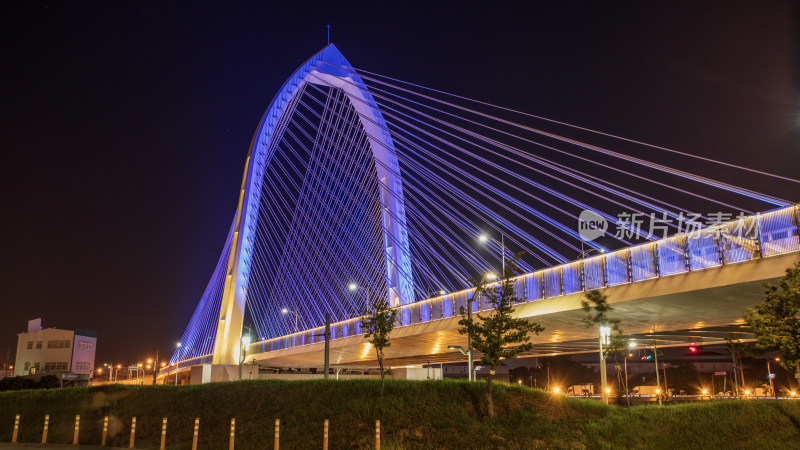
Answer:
[
  {"xmin": 129, "ymin": 417, "xmax": 136, "ymax": 448},
  {"xmin": 11, "ymin": 414, "xmax": 19, "ymax": 443},
  {"xmin": 191, "ymin": 418, "xmax": 199, "ymax": 450},
  {"xmin": 73, "ymin": 414, "xmax": 81, "ymax": 445},
  {"xmin": 274, "ymin": 419, "xmax": 280, "ymax": 450},
  {"xmin": 160, "ymin": 417, "xmax": 167, "ymax": 450},
  {"xmin": 229, "ymin": 418, "xmax": 235, "ymax": 450},
  {"xmin": 375, "ymin": 420, "xmax": 380, "ymax": 450},
  {"xmin": 323, "ymin": 419, "xmax": 329, "ymax": 450},
  {"xmin": 42, "ymin": 414, "xmax": 49, "ymax": 444},
  {"xmin": 102, "ymin": 416, "xmax": 109, "ymax": 446}
]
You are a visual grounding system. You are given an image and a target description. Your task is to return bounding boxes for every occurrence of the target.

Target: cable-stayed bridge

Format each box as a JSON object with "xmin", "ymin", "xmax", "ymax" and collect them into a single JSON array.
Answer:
[{"xmin": 167, "ymin": 44, "xmax": 800, "ymax": 377}]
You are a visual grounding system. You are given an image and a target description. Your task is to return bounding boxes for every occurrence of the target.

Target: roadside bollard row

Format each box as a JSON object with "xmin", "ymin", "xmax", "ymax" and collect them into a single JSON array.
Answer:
[{"xmin": 8, "ymin": 413, "xmax": 384, "ymax": 448}]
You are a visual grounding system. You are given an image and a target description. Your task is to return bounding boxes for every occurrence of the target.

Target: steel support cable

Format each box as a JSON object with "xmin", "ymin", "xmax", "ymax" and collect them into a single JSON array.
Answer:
[
  {"xmin": 369, "ymin": 91, "xmax": 709, "ymax": 224},
  {"xmin": 323, "ymin": 66, "xmax": 770, "ymax": 212},
  {"xmin": 307, "ymin": 81, "xmax": 581, "ymax": 261},
  {"xmin": 351, "ymin": 66, "xmax": 800, "ymax": 185},
  {"xmin": 397, "ymin": 149, "xmax": 555, "ymax": 267},
  {"xmin": 382, "ymin": 106, "xmax": 652, "ymax": 243},
  {"xmin": 309, "ymin": 77, "xmax": 636, "ymax": 249}
]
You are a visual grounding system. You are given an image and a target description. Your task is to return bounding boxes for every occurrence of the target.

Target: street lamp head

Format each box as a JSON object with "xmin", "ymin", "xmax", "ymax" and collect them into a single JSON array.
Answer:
[
  {"xmin": 775, "ymin": 357, "xmax": 780, "ymax": 362},
  {"xmin": 281, "ymin": 307, "xmax": 289, "ymax": 314},
  {"xmin": 439, "ymin": 289, "xmax": 446, "ymax": 295},
  {"xmin": 478, "ymin": 234, "xmax": 488, "ymax": 243},
  {"xmin": 348, "ymin": 282, "xmax": 358, "ymax": 292},
  {"xmin": 147, "ymin": 359, "xmax": 153, "ymax": 364},
  {"xmin": 485, "ymin": 272, "xmax": 497, "ymax": 280},
  {"xmin": 176, "ymin": 342, "xmax": 182, "ymax": 348},
  {"xmin": 628, "ymin": 341, "xmax": 636, "ymax": 349}
]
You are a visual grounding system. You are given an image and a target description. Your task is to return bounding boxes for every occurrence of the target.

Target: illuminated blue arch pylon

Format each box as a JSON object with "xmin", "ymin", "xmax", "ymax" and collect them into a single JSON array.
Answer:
[{"xmin": 211, "ymin": 44, "xmax": 414, "ymax": 365}]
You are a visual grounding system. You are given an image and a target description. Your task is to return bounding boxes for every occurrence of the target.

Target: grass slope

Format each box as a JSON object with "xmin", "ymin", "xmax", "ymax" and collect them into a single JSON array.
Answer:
[{"xmin": 0, "ymin": 380, "xmax": 798, "ymax": 449}]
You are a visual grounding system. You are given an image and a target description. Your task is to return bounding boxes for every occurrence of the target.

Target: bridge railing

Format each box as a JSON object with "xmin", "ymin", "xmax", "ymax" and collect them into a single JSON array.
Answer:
[
  {"xmin": 159, "ymin": 354, "xmax": 213, "ymax": 375},
  {"xmin": 246, "ymin": 204, "xmax": 799, "ymax": 357}
]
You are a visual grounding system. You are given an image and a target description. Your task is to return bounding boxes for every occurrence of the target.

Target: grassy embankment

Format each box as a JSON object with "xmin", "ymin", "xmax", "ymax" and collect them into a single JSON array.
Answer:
[{"xmin": 1, "ymin": 379, "xmax": 799, "ymax": 449}]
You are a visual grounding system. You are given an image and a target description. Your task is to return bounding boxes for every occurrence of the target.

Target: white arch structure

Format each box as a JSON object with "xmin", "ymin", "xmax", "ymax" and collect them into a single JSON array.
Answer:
[{"xmin": 212, "ymin": 44, "xmax": 414, "ymax": 365}]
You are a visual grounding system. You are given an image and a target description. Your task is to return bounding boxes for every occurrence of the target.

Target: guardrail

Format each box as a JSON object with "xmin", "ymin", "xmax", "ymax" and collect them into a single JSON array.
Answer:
[{"xmin": 245, "ymin": 204, "xmax": 800, "ymax": 356}]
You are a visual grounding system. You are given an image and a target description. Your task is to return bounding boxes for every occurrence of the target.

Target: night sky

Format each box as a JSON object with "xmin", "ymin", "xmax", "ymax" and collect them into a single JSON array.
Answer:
[{"xmin": 2, "ymin": 1, "xmax": 798, "ymax": 367}]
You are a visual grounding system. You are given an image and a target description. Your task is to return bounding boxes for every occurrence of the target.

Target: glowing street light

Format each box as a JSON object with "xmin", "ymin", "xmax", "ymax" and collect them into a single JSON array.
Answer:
[
  {"xmin": 484, "ymin": 272, "xmax": 497, "ymax": 280},
  {"xmin": 553, "ymin": 387, "xmax": 560, "ymax": 394},
  {"xmin": 478, "ymin": 232, "xmax": 505, "ymax": 274},
  {"xmin": 174, "ymin": 342, "xmax": 181, "ymax": 386},
  {"xmin": 447, "ymin": 345, "xmax": 473, "ymax": 381},
  {"xmin": 281, "ymin": 307, "xmax": 300, "ymax": 333}
]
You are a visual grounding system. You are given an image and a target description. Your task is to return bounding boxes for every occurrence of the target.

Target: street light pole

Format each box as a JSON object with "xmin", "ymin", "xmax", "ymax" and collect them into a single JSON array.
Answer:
[
  {"xmin": 174, "ymin": 342, "xmax": 181, "ymax": 386},
  {"xmin": 599, "ymin": 326, "xmax": 610, "ymax": 405},
  {"xmin": 281, "ymin": 308, "xmax": 300, "ymax": 333},
  {"xmin": 768, "ymin": 357, "xmax": 780, "ymax": 397}
]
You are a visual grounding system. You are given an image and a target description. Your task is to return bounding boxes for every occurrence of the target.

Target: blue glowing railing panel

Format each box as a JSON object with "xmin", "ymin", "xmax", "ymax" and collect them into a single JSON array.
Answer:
[
  {"xmin": 605, "ymin": 249, "xmax": 630, "ymax": 286},
  {"xmin": 583, "ymin": 256, "xmax": 605, "ymax": 290},
  {"xmin": 562, "ymin": 263, "xmax": 582, "ymax": 295},
  {"xmin": 658, "ymin": 236, "xmax": 688, "ymax": 276},
  {"xmin": 630, "ymin": 243, "xmax": 658, "ymax": 281},
  {"xmin": 543, "ymin": 268, "xmax": 562, "ymax": 298},
  {"xmin": 759, "ymin": 206, "xmax": 800, "ymax": 256},
  {"xmin": 525, "ymin": 273, "xmax": 542, "ymax": 301},
  {"xmin": 687, "ymin": 233, "xmax": 720, "ymax": 270}
]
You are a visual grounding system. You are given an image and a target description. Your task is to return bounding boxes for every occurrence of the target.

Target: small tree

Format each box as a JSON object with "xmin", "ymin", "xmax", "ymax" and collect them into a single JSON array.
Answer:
[
  {"xmin": 458, "ymin": 254, "xmax": 544, "ymax": 418},
  {"xmin": 743, "ymin": 261, "xmax": 800, "ymax": 382},
  {"xmin": 361, "ymin": 296, "xmax": 398, "ymax": 397},
  {"xmin": 581, "ymin": 290, "xmax": 625, "ymax": 357},
  {"xmin": 582, "ymin": 290, "xmax": 626, "ymax": 406}
]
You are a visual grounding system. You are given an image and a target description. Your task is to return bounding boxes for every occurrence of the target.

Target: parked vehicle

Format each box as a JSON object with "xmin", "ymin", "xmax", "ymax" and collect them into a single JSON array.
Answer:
[{"xmin": 567, "ymin": 384, "xmax": 594, "ymax": 396}]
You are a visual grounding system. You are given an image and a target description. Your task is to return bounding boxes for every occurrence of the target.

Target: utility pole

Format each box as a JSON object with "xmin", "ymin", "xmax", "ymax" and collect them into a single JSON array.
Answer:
[
  {"xmin": 153, "ymin": 350, "xmax": 158, "ymax": 385},
  {"xmin": 652, "ymin": 333, "xmax": 661, "ymax": 406},
  {"xmin": 730, "ymin": 346, "xmax": 740, "ymax": 396},
  {"xmin": 467, "ymin": 298, "xmax": 474, "ymax": 381},
  {"xmin": 599, "ymin": 327, "xmax": 609, "ymax": 405},
  {"xmin": 324, "ymin": 313, "xmax": 330, "ymax": 379}
]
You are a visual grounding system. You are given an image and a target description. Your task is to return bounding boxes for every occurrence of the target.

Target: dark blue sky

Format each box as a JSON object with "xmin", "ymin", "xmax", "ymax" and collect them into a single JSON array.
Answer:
[{"xmin": 1, "ymin": 1, "xmax": 798, "ymax": 365}]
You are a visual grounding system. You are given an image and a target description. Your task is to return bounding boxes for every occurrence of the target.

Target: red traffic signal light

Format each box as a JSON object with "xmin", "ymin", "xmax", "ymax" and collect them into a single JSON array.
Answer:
[{"xmin": 688, "ymin": 346, "xmax": 698, "ymax": 354}]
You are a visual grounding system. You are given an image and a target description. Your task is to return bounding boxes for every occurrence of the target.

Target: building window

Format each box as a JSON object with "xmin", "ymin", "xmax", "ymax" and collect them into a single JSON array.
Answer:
[
  {"xmin": 75, "ymin": 362, "xmax": 90, "ymax": 371},
  {"xmin": 24, "ymin": 362, "xmax": 30, "ymax": 371},
  {"xmin": 26, "ymin": 341, "xmax": 33, "ymax": 349},
  {"xmin": 33, "ymin": 362, "xmax": 40, "ymax": 373},
  {"xmin": 77, "ymin": 340, "xmax": 93, "ymax": 350},
  {"xmin": 47, "ymin": 340, "xmax": 71, "ymax": 349},
  {"xmin": 36, "ymin": 341, "xmax": 42, "ymax": 349},
  {"xmin": 44, "ymin": 362, "xmax": 69, "ymax": 372}
]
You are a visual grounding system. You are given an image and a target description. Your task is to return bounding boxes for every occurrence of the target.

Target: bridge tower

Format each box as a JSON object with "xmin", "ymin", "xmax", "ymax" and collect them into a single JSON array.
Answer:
[{"xmin": 211, "ymin": 44, "xmax": 414, "ymax": 365}]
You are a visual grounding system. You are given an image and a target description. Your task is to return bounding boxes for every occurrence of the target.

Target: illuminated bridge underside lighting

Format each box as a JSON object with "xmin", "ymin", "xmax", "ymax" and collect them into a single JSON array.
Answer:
[{"xmin": 171, "ymin": 43, "xmax": 800, "ymax": 367}]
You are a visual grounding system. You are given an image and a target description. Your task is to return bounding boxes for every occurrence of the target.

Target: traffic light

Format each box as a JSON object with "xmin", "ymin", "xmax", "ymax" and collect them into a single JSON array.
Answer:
[
  {"xmin": 640, "ymin": 353, "xmax": 652, "ymax": 361},
  {"xmin": 688, "ymin": 345, "xmax": 698, "ymax": 354}
]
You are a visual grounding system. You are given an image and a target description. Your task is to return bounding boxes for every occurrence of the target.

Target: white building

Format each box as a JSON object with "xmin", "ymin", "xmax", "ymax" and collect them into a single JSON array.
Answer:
[{"xmin": 14, "ymin": 318, "xmax": 97, "ymax": 384}]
